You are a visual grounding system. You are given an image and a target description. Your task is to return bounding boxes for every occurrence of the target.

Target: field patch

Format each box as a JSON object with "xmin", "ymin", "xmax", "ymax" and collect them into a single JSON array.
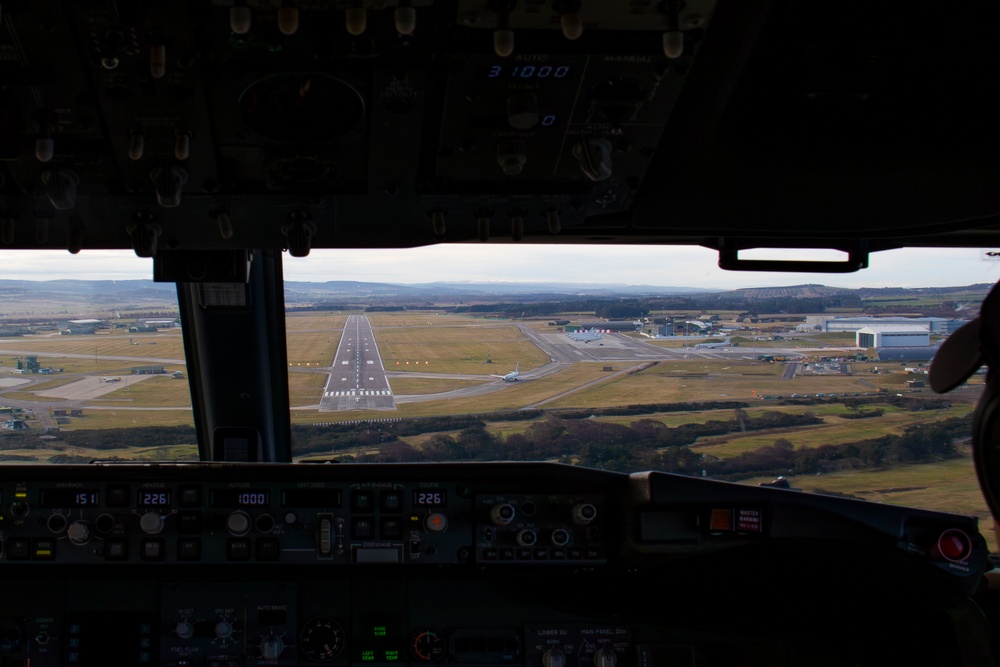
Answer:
[
  {"xmin": 289, "ymin": 371, "xmax": 329, "ymax": 407},
  {"xmin": 390, "ymin": 377, "xmax": 489, "ymax": 395},
  {"xmin": 375, "ymin": 322, "xmax": 547, "ymax": 375}
]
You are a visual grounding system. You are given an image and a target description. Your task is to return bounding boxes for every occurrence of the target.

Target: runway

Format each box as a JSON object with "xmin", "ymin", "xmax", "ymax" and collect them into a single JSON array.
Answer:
[{"xmin": 319, "ymin": 315, "xmax": 395, "ymax": 411}]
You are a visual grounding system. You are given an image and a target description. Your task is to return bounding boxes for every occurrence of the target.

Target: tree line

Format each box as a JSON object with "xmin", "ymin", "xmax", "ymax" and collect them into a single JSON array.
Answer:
[{"xmin": 1, "ymin": 400, "xmax": 967, "ymax": 483}]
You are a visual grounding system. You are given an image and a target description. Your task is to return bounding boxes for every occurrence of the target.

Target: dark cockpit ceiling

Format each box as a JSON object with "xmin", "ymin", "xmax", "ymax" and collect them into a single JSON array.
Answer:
[{"xmin": 2, "ymin": 0, "xmax": 999, "ymax": 265}]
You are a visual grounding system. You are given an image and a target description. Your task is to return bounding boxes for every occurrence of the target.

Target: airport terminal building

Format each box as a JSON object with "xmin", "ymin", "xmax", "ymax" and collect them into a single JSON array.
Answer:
[{"xmin": 579, "ymin": 321, "xmax": 641, "ymax": 332}]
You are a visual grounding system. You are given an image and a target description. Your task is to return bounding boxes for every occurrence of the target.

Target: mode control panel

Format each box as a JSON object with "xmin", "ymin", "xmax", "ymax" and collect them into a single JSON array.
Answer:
[
  {"xmin": 0, "ymin": 478, "xmax": 473, "ymax": 565},
  {"xmin": 0, "ymin": 467, "xmax": 610, "ymax": 566}
]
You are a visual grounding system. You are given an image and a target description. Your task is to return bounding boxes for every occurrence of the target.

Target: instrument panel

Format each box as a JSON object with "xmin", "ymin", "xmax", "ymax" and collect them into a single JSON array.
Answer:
[{"xmin": 0, "ymin": 463, "xmax": 993, "ymax": 667}]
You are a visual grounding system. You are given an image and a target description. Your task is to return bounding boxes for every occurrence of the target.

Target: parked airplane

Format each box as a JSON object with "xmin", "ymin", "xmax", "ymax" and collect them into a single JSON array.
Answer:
[
  {"xmin": 491, "ymin": 362, "xmax": 520, "ymax": 382},
  {"xmin": 693, "ymin": 338, "xmax": 732, "ymax": 349}
]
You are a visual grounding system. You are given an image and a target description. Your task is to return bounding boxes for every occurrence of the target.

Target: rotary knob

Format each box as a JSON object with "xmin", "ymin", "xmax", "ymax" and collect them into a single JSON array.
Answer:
[
  {"xmin": 227, "ymin": 511, "xmax": 251, "ymax": 536},
  {"xmin": 67, "ymin": 520, "xmax": 92, "ymax": 546},
  {"xmin": 139, "ymin": 512, "xmax": 164, "ymax": 535},
  {"xmin": 490, "ymin": 503, "xmax": 515, "ymax": 525},
  {"xmin": 215, "ymin": 620, "xmax": 234, "ymax": 640},
  {"xmin": 594, "ymin": 648, "xmax": 617, "ymax": 667},
  {"xmin": 543, "ymin": 649, "xmax": 566, "ymax": 667},
  {"xmin": 259, "ymin": 633, "xmax": 286, "ymax": 659},
  {"xmin": 497, "ymin": 140, "xmax": 527, "ymax": 176},
  {"xmin": 175, "ymin": 621, "xmax": 195, "ymax": 640},
  {"xmin": 572, "ymin": 503, "xmax": 597, "ymax": 525},
  {"xmin": 516, "ymin": 529, "xmax": 537, "ymax": 547},
  {"xmin": 507, "ymin": 94, "xmax": 539, "ymax": 130}
]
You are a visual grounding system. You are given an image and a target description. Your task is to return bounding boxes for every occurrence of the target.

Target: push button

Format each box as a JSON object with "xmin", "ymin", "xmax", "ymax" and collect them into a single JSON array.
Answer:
[
  {"xmin": 352, "ymin": 518, "xmax": 374, "ymax": 539},
  {"xmin": 256, "ymin": 538, "xmax": 280, "ymax": 561},
  {"xmin": 352, "ymin": 490, "xmax": 374, "ymax": 512},
  {"xmin": 141, "ymin": 538, "xmax": 164, "ymax": 561},
  {"xmin": 381, "ymin": 518, "xmax": 403, "ymax": 539},
  {"xmin": 7, "ymin": 538, "xmax": 30, "ymax": 560},
  {"xmin": 33, "ymin": 538, "xmax": 56, "ymax": 560},
  {"xmin": 227, "ymin": 539, "xmax": 251, "ymax": 560},
  {"xmin": 380, "ymin": 491, "xmax": 402, "ymax": 511},
  {"xmin": 178, "ymin": 538, "xmax": 201, "ymax": 561},
  {"xmin": 105, "ymin": 539, "xmax": 129, "ymax": 561}
]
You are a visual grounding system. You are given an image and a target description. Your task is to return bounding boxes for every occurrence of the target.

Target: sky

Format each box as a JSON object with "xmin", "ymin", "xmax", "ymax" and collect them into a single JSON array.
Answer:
[{"xmin": 1, "ymin": 245, "xmax": 999, "ymax": 290}]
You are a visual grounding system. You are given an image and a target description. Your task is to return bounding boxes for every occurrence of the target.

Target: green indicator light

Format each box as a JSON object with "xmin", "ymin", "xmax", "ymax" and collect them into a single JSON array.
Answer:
[
  {"xmin": 386, "ymin": 650, "xmax": 399, "ymax": 661},
  {"xmin": 374, "ymin": 626, "xmax": 387, "ymax": 637},
  {"xmin": 362, "ymin": 650, "xmax": 375, "ymax": 662}
]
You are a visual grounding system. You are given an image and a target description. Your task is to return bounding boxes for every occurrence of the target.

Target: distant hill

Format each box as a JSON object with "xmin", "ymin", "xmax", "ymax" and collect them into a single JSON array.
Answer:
[
  {"xmin": 0, "ymin": 280, "xmax": 177, "ymax": 317},
  {"xmin": 726, "ymin": 284, "xmax": 850, "ymax": 300},
  {"xmin": 718, "ymin": 283, "xmax": 991, "ymax": 302},
  {"xmin": 0, "ymin": 279, "xmax": 989, "ymax": 317},
  {"xmin": 0, "ymin": 279, "xmax": 175, "ymax": 298},
  {"xmin": 854, "ymin": 284, "xmax": 993, "ymax": 298},
  {"xmin": 283, "ymin": 280, "xmax": 717, "ymax": 300}
]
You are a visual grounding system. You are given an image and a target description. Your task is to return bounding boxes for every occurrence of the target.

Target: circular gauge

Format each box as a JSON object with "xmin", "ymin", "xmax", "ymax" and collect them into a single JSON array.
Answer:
[
  {"xmin": 411, "ymin": 629, "xmax": 446, "ymax": 662},
  {"xmin": 300, "ymin": 617, "xmax": 345, "ymax": 662},
  {"xmin": 239, "ymin": 73, "xmax": 365, "ymax": 143}
]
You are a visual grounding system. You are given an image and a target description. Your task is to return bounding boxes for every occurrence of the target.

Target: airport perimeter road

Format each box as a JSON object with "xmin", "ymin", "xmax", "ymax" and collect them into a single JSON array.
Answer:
[{"xmin": 320, "ymin": 315, "xmax": 395, "ymax": 411}]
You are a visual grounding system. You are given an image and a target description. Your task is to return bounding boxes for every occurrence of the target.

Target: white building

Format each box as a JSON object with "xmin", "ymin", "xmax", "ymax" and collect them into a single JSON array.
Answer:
[
  {"xmin": 802, "ymin": 316, "xmax": 965, "ymax": 334},
  {"xmin": 856, "ymin": 325, "xmax": 930, "ymax": 348}
]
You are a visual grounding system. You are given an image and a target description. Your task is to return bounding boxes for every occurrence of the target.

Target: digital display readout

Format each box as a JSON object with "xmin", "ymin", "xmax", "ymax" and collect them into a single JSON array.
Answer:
[
  {"xmin": 282, "ymin": 488, "xmax": 342, "ymax": 508},
  {"xmin": 412, "ymin": 490, "xmax": 446, "ymax": 507},
  {"xmin": 210, "ymin": 489, "xmax": 270, "ymax": 507},
  {"xmin": 138, "ymin": 490, "xmax": 171, "ymax": 507},
  {"xmin": 39, "ymin": 488, "xmax": 100, "ymax": 507},
  {"xmin": 483, "ymin": 64, "xmax": 573, "ymax": 79}
]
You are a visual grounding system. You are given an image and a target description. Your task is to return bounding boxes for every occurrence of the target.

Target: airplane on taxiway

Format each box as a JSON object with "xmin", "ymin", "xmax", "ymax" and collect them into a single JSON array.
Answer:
[
  {"xmin": 692, "ymin": 338, "xmax": 732, "ymax": 349},
  {"xmin": 491, "ymin": 362, "xmax": 519, "ymax": 382}
]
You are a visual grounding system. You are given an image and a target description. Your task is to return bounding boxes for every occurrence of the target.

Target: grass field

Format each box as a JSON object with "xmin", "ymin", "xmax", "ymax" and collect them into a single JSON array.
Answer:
[
  {"xmin": 48, "ymin": 409, "xmax": 194, "ymax": 430},
  {"xmin": 539, "ymin": 359, "xmax": 885, "ymax": 407},
  {"xmin": 368, "ymin": 313, "xmax": 487, "ymax": 327},
  {"xmin": 374, "ymin": 322, "xmax": 548, "ymax": 376},
  {"xmin": 87, "ymin": 375, "xmax": 192, "ymax": 407},
  {"xmin": 389, "ymin": 377, "xmax": 489, "ymax": 395},
  {"xmin": 285, "ymin": 313, "xmax": 349, "ymax": 331},
  {"xmin": 289, "ymin": 371, "xmax": 328, "ymax": 407},
  {"xmin": 285, "ymin": 314, "xmax": 350, "ymax": 366},
  {"xmin": 2, "ymin": 330, "xmax": 185, "ymax": 359}
]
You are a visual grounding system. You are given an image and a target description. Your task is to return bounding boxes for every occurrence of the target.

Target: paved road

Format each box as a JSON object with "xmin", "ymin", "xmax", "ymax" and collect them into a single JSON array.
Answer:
[{"xmin": 320, "ymin": 315, "xmax": 395, "ymax": 411}]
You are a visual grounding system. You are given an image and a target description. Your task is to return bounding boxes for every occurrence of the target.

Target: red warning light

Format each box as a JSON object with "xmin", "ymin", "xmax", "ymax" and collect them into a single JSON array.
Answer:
[{"xmin": 933, "ymin": 528, "xmax": 971, "ymax": 562}]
